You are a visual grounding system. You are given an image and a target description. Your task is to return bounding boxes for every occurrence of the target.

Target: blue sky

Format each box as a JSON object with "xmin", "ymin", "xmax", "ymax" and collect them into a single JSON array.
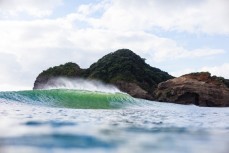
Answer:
[{"xmin": 0, "ymin": 0, "xmax": 228, "ymax": 91}]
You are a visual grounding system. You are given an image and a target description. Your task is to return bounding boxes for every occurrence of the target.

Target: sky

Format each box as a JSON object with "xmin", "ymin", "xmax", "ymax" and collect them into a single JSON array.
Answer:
[{"xmin": 0, "ymin": 0, "xmax": 228, "ymax": 91}]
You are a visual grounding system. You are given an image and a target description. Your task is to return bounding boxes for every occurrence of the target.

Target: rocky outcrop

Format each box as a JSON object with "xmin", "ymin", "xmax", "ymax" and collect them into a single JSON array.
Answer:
[
  {"xmin": 33, "ymin": 49, "xmax": 229, "ymax": 107},
  {"xmin": 155, "ymin": 72, "xmax": 229, "ymax": 107},
  {"xmin": 114, "ymin": 81, "xmax": 154, "ymax": 100},
  {"xmin": 33, "ymin": 49, "xmax": 173, "ymax": 100}
]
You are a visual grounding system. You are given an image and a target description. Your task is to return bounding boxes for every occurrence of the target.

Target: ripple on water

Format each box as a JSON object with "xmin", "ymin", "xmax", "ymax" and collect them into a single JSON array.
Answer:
[
  {"xmin": 0, "ymin": 134, "xmax": 116, "ymax": 149},
  {"xmin": 0, "ymin": 101, "xmax": 229, "ymax": 153},
  {"xmin": 125, "ymin": 127, "xmax": 191, "ymax": 134},
  {"xmin": 24, "ymin": 120, "xmax": 76, "ymax": 128}
]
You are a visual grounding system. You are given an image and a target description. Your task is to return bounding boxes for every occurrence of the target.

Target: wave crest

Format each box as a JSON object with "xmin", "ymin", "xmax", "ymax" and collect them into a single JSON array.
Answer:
[{"xmin": 41, "ymin": 77, "xmax": 121, "ymax": 94}]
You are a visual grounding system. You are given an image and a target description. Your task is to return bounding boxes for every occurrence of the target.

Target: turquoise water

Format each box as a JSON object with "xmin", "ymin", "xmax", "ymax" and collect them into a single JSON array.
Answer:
[{"xmin": 0, "ymin": 89, "xmax": 229, "ymax": 153}]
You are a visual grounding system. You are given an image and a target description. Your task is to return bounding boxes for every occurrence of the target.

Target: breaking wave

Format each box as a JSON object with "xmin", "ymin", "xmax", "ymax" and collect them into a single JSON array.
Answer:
[{"xmin": 0, "ymin": 89, "xmax": 148, "ymax": 109}]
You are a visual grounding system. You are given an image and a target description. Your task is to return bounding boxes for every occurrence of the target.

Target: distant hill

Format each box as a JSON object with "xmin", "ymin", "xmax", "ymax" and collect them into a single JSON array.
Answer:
[{"xmin": 33, "ymin": 49, "xmax": 173, "ymax": 100}]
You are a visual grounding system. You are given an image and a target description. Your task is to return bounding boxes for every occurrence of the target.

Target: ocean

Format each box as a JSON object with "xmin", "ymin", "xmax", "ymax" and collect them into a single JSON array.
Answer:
[{"xmin": 0, "ymin": 89, "xmax": 229, "ymax": 153}]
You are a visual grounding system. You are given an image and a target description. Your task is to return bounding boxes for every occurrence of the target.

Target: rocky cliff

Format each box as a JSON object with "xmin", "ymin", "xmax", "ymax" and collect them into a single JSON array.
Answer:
[
  {"xmin": 33, "ymin": 49, "xmax": 173, "ymax": 100},
  {"xmin": 155, "ymin": 72, "xmax": 229, "ymax": 107}
]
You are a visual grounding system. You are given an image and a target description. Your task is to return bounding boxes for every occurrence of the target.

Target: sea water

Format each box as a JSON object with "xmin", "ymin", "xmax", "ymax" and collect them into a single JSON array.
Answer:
[{"xmin": 0, "ymin": 89, "xmax": 229, "ymax": 153}]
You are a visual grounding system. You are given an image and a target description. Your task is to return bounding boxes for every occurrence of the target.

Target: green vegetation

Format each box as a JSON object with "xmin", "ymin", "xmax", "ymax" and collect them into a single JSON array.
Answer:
[
  {"xmin": 34, "ymin": 62, "xmax": 84, "ymax": 89},
  {"xmin": 214, "ymin": 76, "xmax": 229, "ymax": 88},
  {"xmin": 34, "ymin": 49, "xmax": 173, "ymax": 95},
  {"xmin": 86, "ymin": 49, "xmax": 173, "ymax": 91},
  {"xmin": 38, "ymin": 62, "xmax": 83, "ymax": 78},
  {"xmin": 33, "ymin": 49, "xmax": 229, "ymax": 102}
]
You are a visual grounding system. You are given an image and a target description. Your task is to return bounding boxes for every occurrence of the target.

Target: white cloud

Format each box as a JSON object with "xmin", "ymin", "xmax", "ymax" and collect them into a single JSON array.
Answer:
[
  {"xmin": 150, "ymin": 42, "xmax": 224, "ymax": 62},
  {"xmin": 0, "ymin": 18, "xmax": 223, "ymax": 65},
  {"xmin": 77, "ymin": 0, "xmax": 109, "ymax": 16},
  {"xmin": 0, "ymin": 0, "xmax": 63, "ymax": 18},
  {"xmin": 87, "ymin": 0, "xmax": 229, "ymax": 35},
  {"xmin": 0, "ymin": 52, "xmax": 30, "ymax": 91},
  {"xmin": 200, "ymin": 63, "xmax": 229, "ymax": 79},
  {"xmin": 0, "ymin": 16, "xmax": 224, "ymax": 90},
  {"xmin": 171, "ymin": 63, "xmax": 229, "ymax": 79},
  {"xmin": 171, "ymin": 68, "xmax": 197, "ymax": 77}
]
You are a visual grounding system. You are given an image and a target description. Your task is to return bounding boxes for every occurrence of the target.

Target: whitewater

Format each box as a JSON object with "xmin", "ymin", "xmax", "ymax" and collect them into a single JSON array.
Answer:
[{"xmin": 0, "ymin": 79, "xmax": 229, "ymax": 153}]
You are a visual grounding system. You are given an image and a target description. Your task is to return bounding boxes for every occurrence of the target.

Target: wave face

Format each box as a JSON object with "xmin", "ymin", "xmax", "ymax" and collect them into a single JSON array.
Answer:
[{"xmin": 0, "ymin": 89, "xmax": 139, "ymax": 109}]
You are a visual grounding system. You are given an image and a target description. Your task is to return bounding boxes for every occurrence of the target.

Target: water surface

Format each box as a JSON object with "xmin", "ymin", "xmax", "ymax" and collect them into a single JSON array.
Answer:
[{"xmin": 0, "ymin": 89, "xmax": 228, "ymax": 153}]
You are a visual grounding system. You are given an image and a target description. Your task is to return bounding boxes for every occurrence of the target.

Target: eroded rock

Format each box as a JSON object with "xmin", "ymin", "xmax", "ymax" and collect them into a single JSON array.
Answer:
[{"xmin": 155, "ymin": 72, "xmax": 229, "ymax": 107}]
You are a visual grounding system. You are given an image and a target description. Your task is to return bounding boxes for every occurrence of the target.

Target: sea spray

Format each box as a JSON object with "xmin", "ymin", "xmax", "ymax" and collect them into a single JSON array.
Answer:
[{"xmin": 41, "ymin": 77, "xmax": 121, "ymax": 93}]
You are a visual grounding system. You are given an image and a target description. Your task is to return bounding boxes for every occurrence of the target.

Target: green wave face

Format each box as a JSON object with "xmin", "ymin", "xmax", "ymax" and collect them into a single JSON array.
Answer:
[{"xmin": 0, "ymin": 89, "xmax": 136, "ymax": 109}]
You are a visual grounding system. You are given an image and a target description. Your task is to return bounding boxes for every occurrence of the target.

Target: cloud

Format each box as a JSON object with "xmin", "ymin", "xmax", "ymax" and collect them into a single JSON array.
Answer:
[
  {"xmin": 0, "ymin": 17, "xmax": 224, "ymax": 90},
  {"xmin": 86, "ymin": 0, "xmax": 229, "ymax": 35},
  {"xmin": 0, "ymin": 18, "xmax": 224, "ymax": 65},
  {"xmin": 171, "ymin": 63, "xmax": 229, "ymax": 79},
  {"xmin": 0, "ymin": 0, "xmax": 63, "ymax": 18},
  {"xmin": 0, "ymin": 52, "xmax": 29, "ymax": 91},
  {"xmin": 0, "ymin": 0, "xmax": 227, "ymax": 90},
  {"xmin": 200, "ymin": 63, "xmax": 229, "ymax": 78}
]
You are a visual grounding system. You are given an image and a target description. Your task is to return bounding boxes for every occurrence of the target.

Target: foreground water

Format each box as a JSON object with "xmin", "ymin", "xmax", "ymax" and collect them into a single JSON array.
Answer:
[{"xmin": 0, "ymin": 89, "xmax": 229, "ymax": 153}]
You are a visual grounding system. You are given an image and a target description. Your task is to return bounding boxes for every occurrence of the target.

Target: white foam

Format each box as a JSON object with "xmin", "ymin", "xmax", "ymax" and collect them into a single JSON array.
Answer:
[{"xmin": 42, "ymin": 77, "xmax": 121, "ymax": 93}]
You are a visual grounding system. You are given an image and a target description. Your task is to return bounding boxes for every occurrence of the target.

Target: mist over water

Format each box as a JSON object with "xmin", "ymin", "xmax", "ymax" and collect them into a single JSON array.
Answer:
[{"xmin": 42, "ymin": 77, "xmax": 121, "ymax": 93}]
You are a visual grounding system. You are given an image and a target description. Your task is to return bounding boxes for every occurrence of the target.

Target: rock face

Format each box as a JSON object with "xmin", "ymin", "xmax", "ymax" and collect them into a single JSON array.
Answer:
[
  {"xmin": 155, "ymin": 72, "xmax": 229, "ymax": 107},
  {"xmin": 33, "ymin": 49, "xmax": 173, "ymax": 100},
  {"xmin": 114, "ymin": 81, "xmax": 153, "ymax": 100}
]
